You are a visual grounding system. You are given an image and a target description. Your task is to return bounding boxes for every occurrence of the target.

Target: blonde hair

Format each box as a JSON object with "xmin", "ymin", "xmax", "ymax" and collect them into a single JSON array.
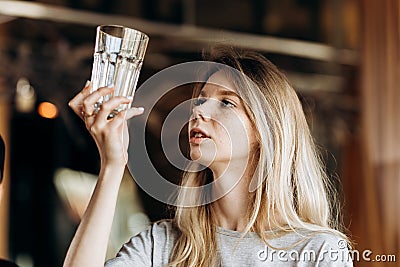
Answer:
[{"xmin": 168, "ymin": 46, "xmax": 349, "ymax": 267}]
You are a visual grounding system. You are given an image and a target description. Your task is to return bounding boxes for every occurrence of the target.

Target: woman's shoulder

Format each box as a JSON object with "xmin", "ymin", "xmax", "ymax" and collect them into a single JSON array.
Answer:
[
  {"xmin": 151, "ymin": 219, "xmax": 177, "ymax": 233},
  {"xmin": 275, "ymin": 228, "xmax": 349, "ymax": 250},
  {"xmin": 129, "ymin": 219, "xmax": 178, "ymax": 245},
  {"xmin": 105, "ymin": 219, "xmax": 178, "ymax": 266},
  {"xmin": 293, "ymin": 228, "xmax": 349, "ymax": 249},
  {"xmin": 281, "ymin": 229, "xmax": 353, "ymax": 266}
]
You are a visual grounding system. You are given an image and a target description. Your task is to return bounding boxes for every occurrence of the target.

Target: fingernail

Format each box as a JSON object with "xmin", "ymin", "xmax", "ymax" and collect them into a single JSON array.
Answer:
[
  {"xmin": 137, "ymin": 107, "xmax": 144, "ymax": 112},
  {"xmin": 107, "ymin": 84, "xmax": 114, "ymax": 88},
  {"xmin": 85, "ymin": 80, "xmax": 91, "ymax": 87},
  {"xmin": 126, "ymin": 96, "xmax": 134, "ymax": 102}
]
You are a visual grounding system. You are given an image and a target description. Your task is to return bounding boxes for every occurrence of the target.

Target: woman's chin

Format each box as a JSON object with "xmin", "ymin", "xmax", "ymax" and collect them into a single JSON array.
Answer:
[{"xmin": 190, "ymin": 152, "xmax": 214, "ymax": 166}]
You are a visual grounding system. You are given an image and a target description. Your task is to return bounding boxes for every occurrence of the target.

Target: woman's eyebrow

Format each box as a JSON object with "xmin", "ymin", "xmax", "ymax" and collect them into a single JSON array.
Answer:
[
  {"xmin": 218, "ymin": 89, "xmax": 240, "ymax": 99},
  {"xmin": 199, "ymin": 88, "xmax": 240, "ymax": 99}
]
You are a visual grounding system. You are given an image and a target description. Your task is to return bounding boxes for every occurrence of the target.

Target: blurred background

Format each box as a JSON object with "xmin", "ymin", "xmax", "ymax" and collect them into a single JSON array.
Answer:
[{"xmin": 0, "ymin": 0, "xmax": 398, "ymax": 266}]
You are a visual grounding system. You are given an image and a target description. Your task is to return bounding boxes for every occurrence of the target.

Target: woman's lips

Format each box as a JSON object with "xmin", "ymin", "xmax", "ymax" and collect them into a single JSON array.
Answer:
[{"xmin": 189, "ymin": 128, "xmax": 210, "ymax": 144}]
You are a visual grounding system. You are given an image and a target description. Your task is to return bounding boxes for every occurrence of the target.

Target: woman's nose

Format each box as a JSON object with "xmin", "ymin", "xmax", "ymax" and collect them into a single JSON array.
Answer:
[{"xmin": 192, "ymin": 104, "xmax": 211, "ymax": 121}]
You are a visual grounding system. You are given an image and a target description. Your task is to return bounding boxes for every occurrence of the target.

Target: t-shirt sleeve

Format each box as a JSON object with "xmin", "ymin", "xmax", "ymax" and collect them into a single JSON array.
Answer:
[
  {"xmin": 104, "ymin": 225, "xmax": 153, "ymax": 267},
  {"xmin": 104, "ymin": 220, "xmax": 176, "ymax": 267}
]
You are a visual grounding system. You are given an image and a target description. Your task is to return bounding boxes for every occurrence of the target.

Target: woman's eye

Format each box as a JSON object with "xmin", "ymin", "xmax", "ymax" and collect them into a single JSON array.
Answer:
[
  {"xmin": 193, "ymin": 98, "xmax": 206, "ymax": 106},
  {"xmin": 221, "ymin": 99, "xmax": 235, "ymax": 108}
]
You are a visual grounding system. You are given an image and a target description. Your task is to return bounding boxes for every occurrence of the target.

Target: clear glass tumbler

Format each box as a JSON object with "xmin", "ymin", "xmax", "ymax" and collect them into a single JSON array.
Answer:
[{"xmin": 90, "ymin": 25, "xmax": 149, "ymax": 115}]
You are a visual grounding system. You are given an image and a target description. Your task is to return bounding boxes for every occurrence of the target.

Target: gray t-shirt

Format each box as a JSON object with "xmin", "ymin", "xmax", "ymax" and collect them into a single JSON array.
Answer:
[{"xmin": 105, "ymin": 220, "xmax": 353, "ymax": 266}]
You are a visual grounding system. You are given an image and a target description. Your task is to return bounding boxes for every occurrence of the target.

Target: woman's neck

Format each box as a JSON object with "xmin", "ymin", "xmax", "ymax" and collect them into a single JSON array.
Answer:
[{"xmin": 210, "ymin": 160, "xmax": 254, "ymax": 232}]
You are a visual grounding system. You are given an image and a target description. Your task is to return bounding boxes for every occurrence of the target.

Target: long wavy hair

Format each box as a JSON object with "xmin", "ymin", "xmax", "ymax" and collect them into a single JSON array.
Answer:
[{"xmin": 168, "ymin": 46, "xmax": 348, "ymax": 267}]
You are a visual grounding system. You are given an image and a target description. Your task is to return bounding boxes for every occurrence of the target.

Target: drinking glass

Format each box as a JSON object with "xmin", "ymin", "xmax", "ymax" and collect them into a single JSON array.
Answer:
[{"xmin": 90, "ymin": 25, "xmax": 149, "ymax": 116}]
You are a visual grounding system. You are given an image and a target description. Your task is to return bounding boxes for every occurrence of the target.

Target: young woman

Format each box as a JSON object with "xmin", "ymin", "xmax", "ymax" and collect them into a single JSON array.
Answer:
[{"xmin": 64, "ymin": 47, "xmax": 353, "ymax": 266}]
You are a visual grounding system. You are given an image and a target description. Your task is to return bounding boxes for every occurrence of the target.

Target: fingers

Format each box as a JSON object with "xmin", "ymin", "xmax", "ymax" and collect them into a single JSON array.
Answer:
[
  {"xmin": 69, "ymin": 81, "xmax": 144, "ymax": 130},
  {"xmin": 91, "ymin": 96, "xmax": 132, "ymax": 127},
  {"xmin": 68, "ymin": 81, "xmax": 91, "ymax": 118},
  {"xmin": 125, "ymin": 107, "xmax": 145, "ymax": 120},
  {"xmin": 107, "ymin": 107, "xmax": 144, "ymax": 128},
  {"xmin": 69, "ymin": 82, "xmax": 116, "ymax": 121},
  {"xmin": 82, "ymin": 86, "xmax": 115, "ymax": 117}
]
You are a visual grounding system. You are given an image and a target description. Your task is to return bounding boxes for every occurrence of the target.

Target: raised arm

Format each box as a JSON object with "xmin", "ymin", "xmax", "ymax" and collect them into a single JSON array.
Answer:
[{"xmin": 63, "ymin": 82, "xmax": 144, "ymax": 267}]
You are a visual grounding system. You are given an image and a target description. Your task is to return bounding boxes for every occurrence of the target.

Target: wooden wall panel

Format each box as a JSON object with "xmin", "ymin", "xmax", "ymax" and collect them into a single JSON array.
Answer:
[{"xmin": 355, "ymin": 0, "xmax": 400, "ymax": 265}]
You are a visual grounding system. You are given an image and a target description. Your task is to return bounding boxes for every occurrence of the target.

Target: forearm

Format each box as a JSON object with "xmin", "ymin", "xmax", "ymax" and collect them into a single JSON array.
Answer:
[{"xmin": 63, "ymin": 164, "xmax": 125, "ymax": 267}]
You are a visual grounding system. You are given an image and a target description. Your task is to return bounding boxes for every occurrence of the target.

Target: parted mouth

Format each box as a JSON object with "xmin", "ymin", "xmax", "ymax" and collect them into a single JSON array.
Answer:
[{"xmin": 189, "ymin": 127, "xmax": 211, "ymax": 139}]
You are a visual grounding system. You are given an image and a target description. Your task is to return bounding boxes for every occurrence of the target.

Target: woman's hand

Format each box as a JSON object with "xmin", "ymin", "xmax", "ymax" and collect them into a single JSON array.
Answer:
[{"xmin": 68, "ymin": 82, "xmax": 144, "ymax": 168}]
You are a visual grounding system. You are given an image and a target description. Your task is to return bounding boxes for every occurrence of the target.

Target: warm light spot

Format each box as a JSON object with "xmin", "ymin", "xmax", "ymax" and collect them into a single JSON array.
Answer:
[{"xmin": 38, "ymin": 102, "xmax": 58, "ymax": 119}]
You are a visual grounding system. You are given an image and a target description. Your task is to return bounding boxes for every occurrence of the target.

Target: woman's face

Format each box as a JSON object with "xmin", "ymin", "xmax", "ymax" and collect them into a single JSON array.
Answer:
[{"xmin": 188, "ymin": 71, "xmax": 258, "ymax": 168}]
